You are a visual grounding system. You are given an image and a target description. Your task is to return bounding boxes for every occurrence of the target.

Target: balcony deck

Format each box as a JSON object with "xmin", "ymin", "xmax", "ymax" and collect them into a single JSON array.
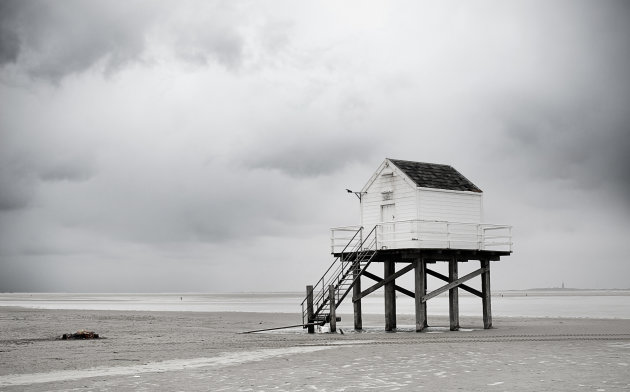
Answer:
[{"xmin": 331, "ymin": 220, "xmax": 512, "ymax": 257}]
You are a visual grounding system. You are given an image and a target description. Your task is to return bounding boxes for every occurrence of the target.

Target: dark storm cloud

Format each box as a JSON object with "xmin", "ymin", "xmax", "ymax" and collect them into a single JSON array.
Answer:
[
  {"xmin": 0, "ymin": 136, "xmax": 95, "ymax": 210},
  {"xmin": 480, "ymin": 0, "xmax": 630, "ymax": 204},
  {"xmin": 0, "ymin": 176, "xmax": 31, "ymax": 211},
  {"xmin": 0, "ymin": 0, "xmax": 250, "ymax": 82},
  {"xmin": 0, "ymin": 2, "xmax": 20, "ymax": 64},
  {"xmin": 1, "ymin": 0, "xmax": 630, "ymax": 292},
  {"xmin": 0, "ymin": 0, "xmax": 154, "ymax": 82},
  {"xmin": 0, "ymin": 163, "xmax": 93, "ymax": 211},
  {"xmin": 501, "ymin": 99, "xmax": 630, "ymax": 199},
  {"xmin": 498, "ymin": 81, "xmax": 629, "ymax": 198},
  {"xmin": 0, "ymin": 156, "xmax": 33, "ymax": 211}
]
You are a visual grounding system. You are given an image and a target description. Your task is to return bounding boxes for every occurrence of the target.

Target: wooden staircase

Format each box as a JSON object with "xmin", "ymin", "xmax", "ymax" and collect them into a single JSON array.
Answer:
[{"xmin": 302, "ymin": 226, "xmax": 378, "ymax": 327}]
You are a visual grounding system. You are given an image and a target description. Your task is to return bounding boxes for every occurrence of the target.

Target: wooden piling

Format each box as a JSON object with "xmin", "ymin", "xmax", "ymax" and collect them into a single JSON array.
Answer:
[
  {"xmin": 449, "ymin": 257, "xmax": 459, "ymax": 331},
  {"xmin": 306, "ymin": 285, "xmax": 314, "ymax": 334},
  {"xmin": 414, "ymin": 258, "xmax": 427, "ymax": 332},
  {"xmin": 481, "ymin": 259, "xmax": 492, "ymax": 329},
  {"xmin": 423, "ymin": 261, "xmax": 428, "ymax": 324},
  {"xmin": 353, "ymin": 264, "xmax": 362, "ymax": 331},
  {"xmin": 329, "ymin": 285, "xmax": 336, "ymax": 333},
  {"xmin": 321, "ymin": 247, "xmax": 508, "ymax": 334},
  {"xmin": 384, "ymin": 260, "xmax": 396, "ymax": 331}
]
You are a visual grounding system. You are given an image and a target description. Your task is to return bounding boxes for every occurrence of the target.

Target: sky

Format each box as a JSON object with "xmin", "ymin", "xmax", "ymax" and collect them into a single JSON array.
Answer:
[{"xmin": 1, "ymin": 0, "xmax": 629, "ymax": 293}]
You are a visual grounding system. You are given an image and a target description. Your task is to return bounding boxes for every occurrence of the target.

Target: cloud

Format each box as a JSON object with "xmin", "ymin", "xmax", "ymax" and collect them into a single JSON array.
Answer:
[
  {"xmin": 38, "ymin": 160, "xmax": 94, "ymax": 183},
  {"xmin": 0, "ymin": 140, "xmax": 96, "ymax": 213},
  {"xmin": 458, "ymin": 1, "xmax": 630, "ymax": 205},
  {"xmin": 167, "ymin": 6, "xmax": 245, "ymax": 69},
  {"xmin": 242, "ymin": 133, "xmax": 376, "ymax": 178},
  {"xmin": 0, "ymin": 174, "xmax": 32, "ymax": 211},
  {"xmin": 0, "ymin": 1, "xmax": 259, "ymax": 83},
  {"xmin": 496, "ymin": 77, "xmax": 630, "ymax": 205},
  {"xmin": 1, "ymin": 1, "xmax": 630, "ymax": 292},
  {"xmin": 0, "ymin": 2, "xmax": 20, "ymax": 65},
  {"xmin": 0, "ymin": 157, "xmax": 94, "ymax": 211},
  {"xmin": 0, "ymin": 0, "xmax": 155, "ymax": 82},
  {"xmin": 237, "ymin": 88, "xmax": 380, "ymax": 178}
]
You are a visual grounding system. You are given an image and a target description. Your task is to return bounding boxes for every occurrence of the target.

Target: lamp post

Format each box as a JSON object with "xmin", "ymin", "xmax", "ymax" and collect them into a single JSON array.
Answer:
[
  {"xmin": 346, "ymin": 189, "xmax": 366, "ymax": 230},
  {"xmin": 346, "ymin": 189, "xmax": 365, "ymax": 201}
]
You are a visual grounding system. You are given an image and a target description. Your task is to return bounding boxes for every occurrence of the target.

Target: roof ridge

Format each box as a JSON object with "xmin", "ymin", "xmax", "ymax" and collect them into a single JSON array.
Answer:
[
  {"xmin": 387, "ymin": 158, "xmax": 482, "ymax": 193},
  {"xmin": 388, "ymin": 158, "xmax": 452, "ymax": 167}
]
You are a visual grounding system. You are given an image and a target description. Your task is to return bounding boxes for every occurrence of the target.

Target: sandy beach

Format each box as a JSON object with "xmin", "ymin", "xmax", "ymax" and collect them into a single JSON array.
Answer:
[{"xmin": 1, "ymin": 307, "xmax": 629, "ymax": 391}]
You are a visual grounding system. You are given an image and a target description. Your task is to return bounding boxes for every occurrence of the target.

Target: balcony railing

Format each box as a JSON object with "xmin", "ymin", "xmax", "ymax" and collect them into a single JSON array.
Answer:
[{"xmin": 331, "ymin": 220, "xmax": 512, "ymax": 253}]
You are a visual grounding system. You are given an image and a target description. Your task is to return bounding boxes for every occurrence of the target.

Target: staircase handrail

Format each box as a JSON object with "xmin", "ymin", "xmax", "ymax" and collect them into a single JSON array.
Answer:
[
  {"xmin": 334, "ymin": 226, "xmax": 378, "ymax": 307},
  {"xmin": 312, "ymin": 227, "xmax": 377, "ymax": 318},
  {"xmin": 301, "ymin": 227, "xmax": 363, "ymax": 312},
  {"xmin": 302, "ymin": 225, "xmax": 379, "ymax": 324}
]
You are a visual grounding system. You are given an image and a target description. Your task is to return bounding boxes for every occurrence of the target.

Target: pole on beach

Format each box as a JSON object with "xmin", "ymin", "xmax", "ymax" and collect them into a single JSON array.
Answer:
[
  {"xmin": 306, "ymin": 285, "xmax": 315, "ymax": 334},
  {"xmin": 481, "ymin": 259, "xmax": 492, "ymax": 329},
  {"xmin": 353, "ymin": 264, "xmax": 362, "ymax": 331},
  {"xmin": 449, "ymin": 257, "xmax": 460, "ymax": 331},
  {"xmin": 329, "ymin": 285, "xmax": 336, "ymax": 333},
  {"xmin": 240, "ymin": 322, "xmax": 322, "ymax": 334},
  {"xmin": 415, "ymin": 257, "xmax": 427, "ymax": 332},
  {"xmin": 384, "ymin": 260, "xmax": 396, "ymax": 331}
]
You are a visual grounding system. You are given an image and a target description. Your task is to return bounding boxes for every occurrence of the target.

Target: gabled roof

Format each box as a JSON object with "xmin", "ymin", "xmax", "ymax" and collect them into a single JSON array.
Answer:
[{"xmin": 388, "ymin": 159, "xmax": 482, "ymax": 193}]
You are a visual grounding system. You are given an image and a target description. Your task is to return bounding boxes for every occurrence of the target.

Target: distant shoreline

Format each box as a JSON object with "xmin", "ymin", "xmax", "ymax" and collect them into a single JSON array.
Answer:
[
  {"xmin": 1, "ymin": 291, "xmax": 629, "ymax": 319},
  {"xmin": 523, "ymin": 287, "xmax": 630, "ymax": 291},
  {"xmin": 1, "ymin": 288, "xmax": 629, "ymax": 294}
]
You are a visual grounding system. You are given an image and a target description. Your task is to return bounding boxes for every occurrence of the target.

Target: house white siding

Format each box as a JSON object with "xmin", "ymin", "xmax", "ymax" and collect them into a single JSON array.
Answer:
[
  {"xmin": 361, "ymin": 165, "xmax": 482, "ymax": 230},
  {"xmin": 361, "ymin": 168, "xmax": 416, "ymax": 231},
  {"xmin": 418, "ymin": 188, "xmax": 482, "ymax": 223},
  {"xmin": 332, "ymin": 159, "xmax": 512, "ymax": 253},
  {"xmin": 349, "ymin": 158, "xmax": 494, "ymax": 251}
]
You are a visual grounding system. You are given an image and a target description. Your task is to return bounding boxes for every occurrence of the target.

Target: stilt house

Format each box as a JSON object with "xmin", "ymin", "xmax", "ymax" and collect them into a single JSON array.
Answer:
[{"xmin": 303, "ymin": 158, "xmax": 512, "ymax": 333}]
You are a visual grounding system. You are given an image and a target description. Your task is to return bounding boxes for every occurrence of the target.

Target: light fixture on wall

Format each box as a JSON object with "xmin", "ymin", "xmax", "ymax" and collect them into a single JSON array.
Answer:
[{"xmin": 346, "ymin": 189, "xmax": 366, "ymax": 201}]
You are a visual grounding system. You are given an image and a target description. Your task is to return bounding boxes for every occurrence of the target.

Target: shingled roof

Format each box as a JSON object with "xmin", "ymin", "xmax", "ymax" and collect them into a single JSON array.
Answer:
[{"xmin": 388, "ymin": 159, "xmax": 482, "ymax": 193}]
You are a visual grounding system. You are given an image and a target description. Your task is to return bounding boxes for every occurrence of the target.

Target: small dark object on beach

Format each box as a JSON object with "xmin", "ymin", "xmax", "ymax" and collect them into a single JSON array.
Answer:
[{"xmin": 61, "ymin": 330, "xmax": 100, "ymax": 340}]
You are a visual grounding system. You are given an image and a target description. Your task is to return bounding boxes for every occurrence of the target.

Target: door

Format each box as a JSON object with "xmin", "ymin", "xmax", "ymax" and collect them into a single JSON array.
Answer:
[{"xmin": 381, "ymin": 204, "xmax": 396, "ymax": 248}]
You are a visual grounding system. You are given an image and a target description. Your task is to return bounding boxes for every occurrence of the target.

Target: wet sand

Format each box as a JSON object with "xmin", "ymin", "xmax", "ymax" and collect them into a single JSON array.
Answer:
[{"xmin": 1, "ymin": 307, "xmax": 629, "ymax": 391}]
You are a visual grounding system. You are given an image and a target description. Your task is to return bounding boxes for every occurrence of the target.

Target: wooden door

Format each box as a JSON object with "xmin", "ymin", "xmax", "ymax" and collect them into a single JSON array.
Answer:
[{"xmin": 381, "ymin": 204, "xmax": 396, "ymax": 247}]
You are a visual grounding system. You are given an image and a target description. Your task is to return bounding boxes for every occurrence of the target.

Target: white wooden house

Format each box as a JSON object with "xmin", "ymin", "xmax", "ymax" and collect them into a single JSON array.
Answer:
[
  {"xmin": 305, "ymin": 158, "xmax": 513, "ymax": 333},
  {"xmin": 331, "ymin": 158, "xmax": 511, "ymax": 252}
]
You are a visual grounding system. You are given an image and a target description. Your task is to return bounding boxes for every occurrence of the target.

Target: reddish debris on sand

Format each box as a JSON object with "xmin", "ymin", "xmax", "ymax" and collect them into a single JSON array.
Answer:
[{"xmin": 61, "ymin": 330, "xmax": 100, "ymax": 340}]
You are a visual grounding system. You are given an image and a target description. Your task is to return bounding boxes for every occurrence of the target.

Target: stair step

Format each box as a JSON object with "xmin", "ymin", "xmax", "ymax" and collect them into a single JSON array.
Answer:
[
  {"xmin": 305, "ymin": 233, "xmax": 378, "ymax": 323},
  {"xmin": 310, "ymin": 315, "xmax": 342, "ymax": 323}
]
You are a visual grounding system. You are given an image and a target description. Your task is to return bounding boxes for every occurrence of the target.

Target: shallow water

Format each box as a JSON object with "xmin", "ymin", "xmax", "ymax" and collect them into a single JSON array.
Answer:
[{"xmin": 1, "ymin": 291, "xmax": 629, "ymax": 319}]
